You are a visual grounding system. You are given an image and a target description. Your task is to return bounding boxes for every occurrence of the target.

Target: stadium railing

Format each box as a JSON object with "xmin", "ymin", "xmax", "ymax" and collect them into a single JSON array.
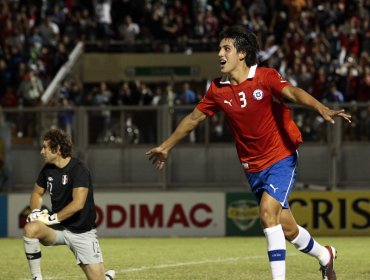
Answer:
[{"xmin": 1, "ymin": 102, "xmax": 369, "ymax": 192}]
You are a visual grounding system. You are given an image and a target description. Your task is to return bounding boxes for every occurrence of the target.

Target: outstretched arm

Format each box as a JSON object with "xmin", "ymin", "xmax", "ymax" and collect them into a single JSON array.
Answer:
[
  {"xmin": 146, "ymin": 108, "xmax": 207, "ymax": 169},
  {"xmin": 281, "ymin": 85, "xmax": 351, "ymax": 124}
]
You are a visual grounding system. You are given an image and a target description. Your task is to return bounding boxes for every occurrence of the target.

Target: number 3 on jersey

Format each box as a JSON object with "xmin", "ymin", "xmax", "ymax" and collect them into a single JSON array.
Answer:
[{"xmin": 238, "ymin": 91, "xmax": 247, "ymax": 108}]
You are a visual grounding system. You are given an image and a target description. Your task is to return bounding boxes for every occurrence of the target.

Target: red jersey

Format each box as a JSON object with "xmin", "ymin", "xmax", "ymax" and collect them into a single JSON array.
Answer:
[{"xmin": 196, "ymin": 65, "xmax": 302, "ymax": 172}]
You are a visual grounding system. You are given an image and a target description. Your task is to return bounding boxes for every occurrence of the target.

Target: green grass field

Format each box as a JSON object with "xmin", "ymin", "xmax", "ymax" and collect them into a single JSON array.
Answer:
[{"xmin": 1, "ymin": 237, "xmax": 369, "ymax": 279}]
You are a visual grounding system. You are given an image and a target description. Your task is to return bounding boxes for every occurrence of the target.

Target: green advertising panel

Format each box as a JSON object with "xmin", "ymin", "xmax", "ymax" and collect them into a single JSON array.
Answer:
[
  {"xmin": 126, "ymin": 66, "xmax": 200, "ymax": 77},
  {"xmin": 226, "ymin": 192, "xmax": 263, "ymax": 236}
]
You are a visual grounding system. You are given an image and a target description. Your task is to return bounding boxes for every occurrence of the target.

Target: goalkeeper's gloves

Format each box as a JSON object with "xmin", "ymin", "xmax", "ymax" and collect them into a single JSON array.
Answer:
[
  {"xmin": 26, "ymin": 209, "xmax": 42, "ymax": 222},
  {"xmin": 38, "ymin": 210, "xmax": 60, "ymax": 226}
]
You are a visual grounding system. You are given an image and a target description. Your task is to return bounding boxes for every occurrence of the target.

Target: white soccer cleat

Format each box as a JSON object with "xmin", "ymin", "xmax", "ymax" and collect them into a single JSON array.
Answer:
[{"xmin": 105, "ymin": 269, "xmax": 116, "ymax": 280}]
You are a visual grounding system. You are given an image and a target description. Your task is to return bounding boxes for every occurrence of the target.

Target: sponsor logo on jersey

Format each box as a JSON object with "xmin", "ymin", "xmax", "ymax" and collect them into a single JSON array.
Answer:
[
  {"xmin": 48, "ymin": 177, "xmax": 53, "ymax": 181},
  {"xmin": 62, "ymin": 175, "xmax": 68, "ymax": 185},
  {"xmin": 224, "ymin": 99, "xmax": 233, "ymax": 106},
  {"xmin": 252, "ymin": 89, "xmax": 264, "ymax": 100}
]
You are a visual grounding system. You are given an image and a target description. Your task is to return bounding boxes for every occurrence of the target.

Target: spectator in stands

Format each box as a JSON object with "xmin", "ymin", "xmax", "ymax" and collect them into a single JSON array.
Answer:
[
  {"xmin": 84, "ymin": 86, "xmax": 101, "ymax": 143},
  {"xmin": 138, "ymin": 82, "xmax": 153, "ymax": 106},
  {"xmin": 229, "ymin": 0, "xmax": 247, "ymax": 21},
  {"xmin": 0, "ymin": 59, "xmax": 10, "ymax": 94},
  {"xmin": 296, "ymin": 64, "xmax": 313, "ymax": 93},
  {"xmin": 50, "ymin": 2, "xmax": 66, "ymax": 32},
  {"xmin": 165, "ymin": 82, "xmax": 176, "ymax": 108},
  {"xmin": 345, "ymin": 67, "xmax": 361, "ymax": 101},
  {"xmin": 81, "ymin": 86, "xmax": 97, "ymax": 106},
  {"xmin": 117, "ymin": 15, "xmax": 140, "ymax": 45},
  {"xmin": 135, "ymin": 81, "xmax": 156, "ymax": 143},
  {"xmin": 364, "ymin": 103, "xmax": 370, "ymax": 140},
  {"xmin": 116, "ymin": 81, "xmax": 138, "ymax": 105},
  {"xmin": 322, "ymin": 83, "xmax": 345, "ymax": 103},
  {"xmin": 58, "ymin": 79, "xmax": 71, "ymax": 101},
  {"xmin": 238, "ymin": 12, "xmax": 254, "ymax": 32},
  {"xmin": 193, "ymin": 11, "xmax": 206, "ymax": 40},
  {"xmin": 16, "ymin": 66, "xmax": 43, "ymax": 138},
  {"xmin": 347, "ymin": 101, "xmax": 370, "ymax": 141},
  {"xmin": 210, "ymin": 0, "xmax": 233, "ymax": 29},
  {"xmin": 203, "ymin": 5, "xmax": 219, "ymax": 40},
  {"xmin": 69, "ymin": 79, "xmax": 84, "ymax": 106},
  {"xmin": 17, "ymin": 66, "xmax": 43, "ymax": 107},
  {"xmin": 58, "ymin": 97, "xmax": 73, "ymax": 137},
  {"xmin": 93, "ymin": 81, "xmax": 113, "ymax": 142},
  {"xmin": 311, "ymin": 67, "xmax": 328, "ymax": 101},
  {"xmin": 357, "ymin": 65, "xmax": 370, "ymax": 101},
  {"xmin": 39, "ymin": 13, "xmax": 60, "ymax": 46},
  {"xmin": 57, "ymin": 79, "xmax": 74, "ymax": 136},
  {"xmin": 326, "ymin": 23, "xmax": 342, "ymax": 59},
  {"xmin": 161, "ymin": 6, "xmax": 184, "ymax": 47},
  {"xmin": 66, "ymin": 7, "xmax": 97, "ymax": 41},
  {"xmin": 176, "ymin": 82, "xmax": 197, "ymax": 105},
  {"xmin": 1, "ymin": 86, "xmax": 18, "ymax": 108},
  {"xmin": 151, "ymin": 85, "xmax": 165, "ymax": 106},
  {"xmin": 32, "ymin": 44, "xmax": 55, "ymax": 87},
  {"xmin": 28, "ymin": 26, "xmax": 44, "ymax": 59},
  {"xmin": 7, "ymin": 45, "xmax": 24, "ymax": 86},
  {"xmin": 53, "ymin": 41, "xmax": 69, "ymax": 74},
  {"xmin": 0, "ymin": 106, "xmax": 12, "ymax": 191},
  {"xmin": 94, "ymin": 0, "xmax": 113, "ymax": 39},
  {"xmin": 174, "ymin": 81, "xmax": 198, "ymax": 143}
]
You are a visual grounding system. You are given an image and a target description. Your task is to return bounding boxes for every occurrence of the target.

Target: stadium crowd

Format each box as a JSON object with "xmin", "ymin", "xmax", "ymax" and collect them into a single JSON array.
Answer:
[{"xmin": 0, "ymin": 0, "xmax": 369, "ymax": 142}]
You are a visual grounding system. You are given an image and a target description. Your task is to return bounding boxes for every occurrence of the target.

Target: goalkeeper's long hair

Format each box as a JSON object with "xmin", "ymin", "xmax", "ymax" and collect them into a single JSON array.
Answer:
[
  {"xmin": 43, "ymin": 128, "xmax": 72, "ymax": 158},
  {"xmin": 219, "ymin": 25, "xmax": 259, "ymax": 67}
]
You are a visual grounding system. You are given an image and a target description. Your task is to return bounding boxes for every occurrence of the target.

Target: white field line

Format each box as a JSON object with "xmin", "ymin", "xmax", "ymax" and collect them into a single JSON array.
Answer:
[
  {"xmin": 19, "ymin": 253, "xmax": 300, "ymax": 279},
  {"xmin": 119, "ymin": 253, "xmax": 299, "ymax": 274}
]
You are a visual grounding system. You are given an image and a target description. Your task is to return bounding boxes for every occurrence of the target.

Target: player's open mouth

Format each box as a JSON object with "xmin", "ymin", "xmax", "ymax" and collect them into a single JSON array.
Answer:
[{"xmin": 220, "ymin": 59, "xmax": 226, "ymax": 66}]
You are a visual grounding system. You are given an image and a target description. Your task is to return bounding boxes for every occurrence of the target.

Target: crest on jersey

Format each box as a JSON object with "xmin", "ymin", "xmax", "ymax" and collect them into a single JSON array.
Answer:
[
  {"xmin": 62, "ymin": 175, "xmax": 68, "ymax": 185},
  {"xmin": 252, "ymin": 89, "xmax": 264, "ymax": 100}
]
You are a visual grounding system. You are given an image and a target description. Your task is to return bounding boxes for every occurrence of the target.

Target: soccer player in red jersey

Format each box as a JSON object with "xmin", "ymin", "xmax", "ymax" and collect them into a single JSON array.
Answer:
[{"xmin": 146, "ymin": 25, "xmax": 351, "ymax": 279}]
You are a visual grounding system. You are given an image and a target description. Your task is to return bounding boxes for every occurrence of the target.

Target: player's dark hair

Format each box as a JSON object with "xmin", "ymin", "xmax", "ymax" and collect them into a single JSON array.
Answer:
[
  {"xmin": 43, "ymin": 129, "xmax": 72, "ymax": 158},
  {"xmin": 219, "ymin": 25, "xmax": 259, "ymax": 67}
]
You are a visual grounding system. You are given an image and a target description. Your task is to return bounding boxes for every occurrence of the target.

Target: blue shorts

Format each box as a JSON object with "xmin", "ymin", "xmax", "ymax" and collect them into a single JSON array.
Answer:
[{"xmin": 245, "ymin": 151, "xmax": 298, "ymax": 209}]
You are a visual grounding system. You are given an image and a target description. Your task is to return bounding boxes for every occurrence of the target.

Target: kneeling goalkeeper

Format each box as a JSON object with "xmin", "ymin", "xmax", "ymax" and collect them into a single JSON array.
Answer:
[{"xmin": 23, "ymin": 128, "xmax": 115, "ymax": 280}]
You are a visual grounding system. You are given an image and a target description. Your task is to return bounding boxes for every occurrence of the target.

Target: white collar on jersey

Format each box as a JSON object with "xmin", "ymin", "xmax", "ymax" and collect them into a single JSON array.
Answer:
[{"xmin": 219, "ymin": 64, "xmax": 258, "ymax": 84}]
